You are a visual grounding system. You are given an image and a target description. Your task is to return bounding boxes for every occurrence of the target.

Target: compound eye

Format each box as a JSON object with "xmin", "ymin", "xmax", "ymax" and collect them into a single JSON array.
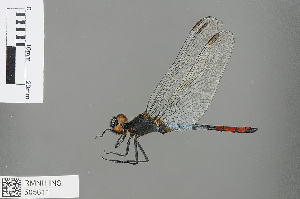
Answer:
[
  {"xmin": 111, "ymin": 114, "xmax": 128, "ymax": 134},
  {"xmin": 110, "ymin": 116, "xmax": 118, "ymax": 128}
]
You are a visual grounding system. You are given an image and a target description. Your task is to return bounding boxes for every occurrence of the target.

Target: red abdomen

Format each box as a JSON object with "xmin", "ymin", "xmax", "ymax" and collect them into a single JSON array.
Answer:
[{"xmin": 214, "ymin": 126, "xmax": 257, "ymax": 133}]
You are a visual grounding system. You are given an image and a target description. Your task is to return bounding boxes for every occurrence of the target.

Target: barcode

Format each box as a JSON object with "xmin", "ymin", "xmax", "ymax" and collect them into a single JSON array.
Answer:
[
  {"xmin": 2, "ymin": 178, "xmax": 21, "ymax": 197},
  {"xmin": 0, "ymin": 175, "xmax": 79, "ymax": 198}
]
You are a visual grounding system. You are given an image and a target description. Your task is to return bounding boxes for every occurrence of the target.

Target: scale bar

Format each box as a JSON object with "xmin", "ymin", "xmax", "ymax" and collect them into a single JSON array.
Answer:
[{"xmin": 6, "ymin": 46, "xmax": 16, "ymax": 84}]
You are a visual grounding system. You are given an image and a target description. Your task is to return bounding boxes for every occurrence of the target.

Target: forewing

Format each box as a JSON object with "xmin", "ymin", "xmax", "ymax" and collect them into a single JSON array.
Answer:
[
  {"xmin": 146, "ymin": 18, "xmax": 234, "ymax": 124},
  {"xmin": 162, "ymin": 31, "xmax": 234, "ymax": 124},
  {"xmin": 147, "ymin": 17, "xmax": 224, "ymax": 117},
  {"xmin": 173, "ymin": 16, "xmax": 223, "ymax": 65}
]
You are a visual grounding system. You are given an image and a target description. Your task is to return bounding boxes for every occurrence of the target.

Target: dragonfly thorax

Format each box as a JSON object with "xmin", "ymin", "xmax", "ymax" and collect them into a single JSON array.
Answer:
[{"xmin": 110, "ymin": 114, "xmax": 128, "ymax": 134}]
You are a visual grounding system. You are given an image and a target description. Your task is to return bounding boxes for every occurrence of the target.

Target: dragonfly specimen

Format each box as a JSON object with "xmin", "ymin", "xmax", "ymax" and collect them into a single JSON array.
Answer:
[{"xmin": 96, "ymin": 16, "xmax": 257, "ymax": 165}]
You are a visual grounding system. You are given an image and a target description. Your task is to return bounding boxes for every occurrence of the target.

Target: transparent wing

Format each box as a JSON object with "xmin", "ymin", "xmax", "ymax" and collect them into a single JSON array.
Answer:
[
  {"xmin": 146, "ymin": 18, "xmax": 234, "ymax": 124},
  {"xmin": 161, "ymin": 31, "xmax": 234, "ymax": 124},
  {"xmin": 147, "ymin": 17, "xmax": 223, "ymax": 116},
  {"xmin": 173, "ymin": 16, "xmax": 223, "ymax": 66}
]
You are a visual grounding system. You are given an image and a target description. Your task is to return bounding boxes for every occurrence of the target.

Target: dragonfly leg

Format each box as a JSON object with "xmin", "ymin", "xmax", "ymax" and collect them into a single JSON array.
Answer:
[
  {"xmin": 102, "ymin": 135, "xmax": 149, "ymax": 165},
  {"xmin": 104, "ymin": 136, "xmax": 131, "ymax": 157},
  {"xmin": 137, "ymin": 140, "xmax": 149, "ymax": 163},
  {"xmin": 95, "ymin": 128, "xmax": 111, "ymax": 139},
  {"xmin": 115, "ymin": 134, "xmax": 126, "ymax": 148},
  {"xmin": 133, "ymin": 135, "xmax": 139, "ymax": 164}
]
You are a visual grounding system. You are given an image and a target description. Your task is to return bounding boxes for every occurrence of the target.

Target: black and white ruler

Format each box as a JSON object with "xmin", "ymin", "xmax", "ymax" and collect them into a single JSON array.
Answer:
[{"xmin": 0, "ymin": 0, "xmax": 44, "ymax": 103}]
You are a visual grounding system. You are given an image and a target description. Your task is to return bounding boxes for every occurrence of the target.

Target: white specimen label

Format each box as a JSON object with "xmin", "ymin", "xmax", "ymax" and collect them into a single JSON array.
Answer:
[
  {"xmin": 0, "ymin": 0, "xmax": 44, "ymax": 103},
  {"xmin": 0, "ymin": 175, "xmax": 79, "ymax": 198}
]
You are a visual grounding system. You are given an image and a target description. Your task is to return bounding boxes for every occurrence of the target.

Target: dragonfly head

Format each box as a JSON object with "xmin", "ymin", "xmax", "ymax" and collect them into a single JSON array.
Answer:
[
  {"xmin": 110, "ymin": 114, "xmax": 128, "ymax": 134},
  {"xmin": 97, "ymin": 114, "xmax": 128, "ymax": 138}
]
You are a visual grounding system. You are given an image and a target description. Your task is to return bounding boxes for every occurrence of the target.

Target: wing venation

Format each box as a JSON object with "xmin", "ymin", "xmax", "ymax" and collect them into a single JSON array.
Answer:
[{"xmin": 146, "ymin": 17, "xmax": 234, "ymax": 125}]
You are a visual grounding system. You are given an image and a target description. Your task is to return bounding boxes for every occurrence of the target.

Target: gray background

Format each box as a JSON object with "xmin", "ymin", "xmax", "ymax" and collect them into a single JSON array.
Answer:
[{"xmin": 0, "ymin": 0, "xmax": 299, "ymax": 198}]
